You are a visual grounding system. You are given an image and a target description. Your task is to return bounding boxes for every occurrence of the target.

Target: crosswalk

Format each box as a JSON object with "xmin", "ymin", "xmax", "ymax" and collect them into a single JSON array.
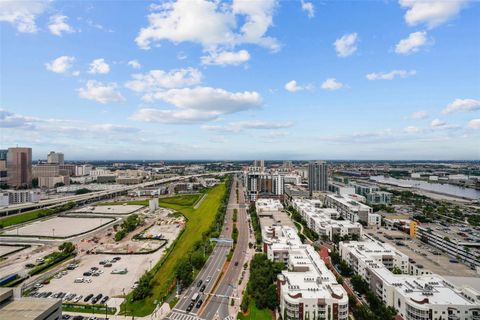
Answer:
[{"xmin": 167, "ymin": 310, "xmax": 205, "ymax": 320}]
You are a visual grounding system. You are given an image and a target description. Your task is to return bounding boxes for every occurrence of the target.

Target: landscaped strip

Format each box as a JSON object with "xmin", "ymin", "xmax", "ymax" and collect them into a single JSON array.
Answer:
[
  {"xmin": 0, "ymin": 202, "xmax": 76, "ymax": 229},
  {"xmin": 120, "ymin": 177, "xmax": 231, "ymax": 316}
]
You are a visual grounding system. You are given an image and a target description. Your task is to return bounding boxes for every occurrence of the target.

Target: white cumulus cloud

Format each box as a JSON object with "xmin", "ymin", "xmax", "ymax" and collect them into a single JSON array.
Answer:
[
  {"xmin": 410, "ymin": 111, "xmax": 429, "ymax": 120},
  {"xmin": 321, "ymin": 78, "xmax": 343, "ymax": 90},
  {"xmin": 131, "ymin": 86, "xmax": 262, "ymax": 123},
  {"xmin": 285, "ymin": 80, "xmax": 308, "ymax": 92},
  {"xmin": 127, "ymin": 60, "xmax": 141, "ymax": 69},
  {"xmin": 135, "ymin": 0, "xmax": 279, "ymax": 55},
  {"xmin": 78, "ymin": 80, "xmax": 125, "ymax": 104},
  {"xmin": 399, "ymin": 0, "xmax": 467, "ymax": 28},
  {"xmin": 366, "ymin": 70, "xmax": 417, "ymax": 80},
  {"xmin": 301, "ymin": 0, "xmax": 314, "ymax": 18},
  {"xmin": 88, "ymin": 58, "xmax": 110, "ymax": 74},
  {"xmin": 45, "ymin": 56, "xmax": 75, "ymax": 74},
  {"xmin": 468, "ymin": 119, "xmax": 480, "ymax": 130},
  {"xmin": 442, "ymin": 98, "xmax": 480, "ymax": 114},
  {"xmin": 0, "ymin": 0, "xmax": 49, "ymax": 33},
  {"xmin": 201, "ymin": 50, "xmax": 250, "ymax": 66},
  {"xmin": 48, "ymin": 14, "xmax": 75, "ymax": 36},
  {"xmin": 395, "ymin": 31, "xmax": 428, "ymax": 55},
  {"xmin": 125, "ymin": 68, "xmax": 202, "ymax": 98},
  {"xmin": 334, "ymin": 33, "xmax": 358, "ymax": 57}
]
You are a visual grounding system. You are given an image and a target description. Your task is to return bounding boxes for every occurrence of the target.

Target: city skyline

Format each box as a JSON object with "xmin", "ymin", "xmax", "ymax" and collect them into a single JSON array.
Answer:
[{"xmin": 1, "ymin": 0, "xmax": 479, "ymax": 160}]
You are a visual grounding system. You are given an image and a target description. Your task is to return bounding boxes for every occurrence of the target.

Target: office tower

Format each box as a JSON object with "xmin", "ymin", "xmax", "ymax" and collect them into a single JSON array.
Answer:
[
  {"xmin": 308, "ymin": 160, "xmax": 328, "ymax": 195},
  {"xmin": 7, "ymin": 147, "xmax": 32, "ymax": 188},
  {"xmin": 47, "ymin": 151, "xmax": 64, "ymax": 165}
]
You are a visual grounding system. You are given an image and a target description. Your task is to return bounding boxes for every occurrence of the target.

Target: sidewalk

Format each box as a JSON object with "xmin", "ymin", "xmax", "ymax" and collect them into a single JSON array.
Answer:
[{"xmin": 63, "ymin": 302, "xmax": 171, "ymax": 320}]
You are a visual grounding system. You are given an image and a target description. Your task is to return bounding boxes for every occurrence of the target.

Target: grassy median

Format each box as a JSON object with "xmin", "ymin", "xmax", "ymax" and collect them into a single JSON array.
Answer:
[{"xmin": 121, "ymin": 183, "xmax": 226, "ymax": 316}]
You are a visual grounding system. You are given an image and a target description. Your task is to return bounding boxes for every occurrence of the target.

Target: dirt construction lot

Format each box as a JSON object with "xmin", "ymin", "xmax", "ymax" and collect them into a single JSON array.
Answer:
[
  {"xmin": 36, "ymin": 244, "xmax": 169, "ymax": 303},
  {"xmin": 0, "ymin": 245, "xmax": 26, "ymax": 257},
  {"xmin": 2, "ymin": 217, "xmax": 115, "ymax": 238},
  {"xmin": 72, "ymin": 205, "xmax": 144, "ymax": 215}
]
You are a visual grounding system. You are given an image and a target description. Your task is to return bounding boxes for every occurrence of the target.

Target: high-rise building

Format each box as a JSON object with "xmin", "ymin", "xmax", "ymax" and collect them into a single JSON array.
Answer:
[
  {"xmin": 47, "ymin": 151, "xmax": 64, "ymax": 165},
  {"xmin": 308, "ymin": 160, "xmax": 328, "ymax": 194},
  {"xmin": 7, "ymin": 147, "xmax": 32, "ymax": 188}
]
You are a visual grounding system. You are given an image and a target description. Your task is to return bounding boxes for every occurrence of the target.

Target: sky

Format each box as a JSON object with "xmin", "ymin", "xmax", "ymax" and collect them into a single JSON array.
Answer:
[{"xmin": 0, "ymin": 0, "xmax": 479, "ymax": 161}]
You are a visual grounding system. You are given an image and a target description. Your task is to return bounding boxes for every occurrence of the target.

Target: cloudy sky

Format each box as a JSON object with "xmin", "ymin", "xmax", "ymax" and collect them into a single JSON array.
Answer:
[{"xmin": 1, "ymin": 0, "xmax": 479, "ymax": 160}]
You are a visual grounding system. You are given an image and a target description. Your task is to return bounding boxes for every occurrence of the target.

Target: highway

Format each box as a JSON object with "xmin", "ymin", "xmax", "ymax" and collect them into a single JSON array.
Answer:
[
  {"xmin": 0, "ymin": 171, "xmax": 237, "ymax": 217},
  {"xmin": 167, "ymin": 175, "xmax": 245, "ymax": 320},
  {"xmin": 199, "ymin": 177, "xmax": 250, "ymax": 320}
]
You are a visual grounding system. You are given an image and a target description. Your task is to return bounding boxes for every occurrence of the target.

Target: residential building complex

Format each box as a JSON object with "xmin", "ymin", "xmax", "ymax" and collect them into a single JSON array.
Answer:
[
  {"xmin": 263, "ymin": 225, "xmax": 349, "ymax": 320},
  {"xmin": 339, "ymin": 240, "xmax": 480, "ymax": 320},
  {"xmin": 324, "ymin": 194, "xmax": 380, "ymax": 227},
  {"xmin": 291, "ymin": 199, "xmax": 362, "ymax": 241}
]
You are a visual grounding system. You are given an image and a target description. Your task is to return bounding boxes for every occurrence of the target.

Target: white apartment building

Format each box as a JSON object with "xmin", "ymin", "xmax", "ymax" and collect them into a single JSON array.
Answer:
[
  {"xmin": 292, "ymin": 199, "xmax": 362, "ymax": 241},
  {"xmin": 324, "ymin": 194, "xmax": 379, "ymax": 227},
  {"xmin": 262, "ymin": 226, "xmax": 349, "ymax": 320},
  {"xmin": 5, "ymin": 190, "xmax": 42, "ymax": 205},
  {"xmin": 75, "ymin": 164, "xmax": 92, "ymax": 176},
  {"xmin": 339, "ymin": 240, "xmax": 480, "ymax": 320},
  {"xmin": 284, "ymin": 174, "xmax": 302, "ymax": 185}
]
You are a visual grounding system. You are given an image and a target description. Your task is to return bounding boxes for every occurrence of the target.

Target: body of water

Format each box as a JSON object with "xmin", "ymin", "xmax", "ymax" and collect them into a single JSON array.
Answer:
[{"xmin": 370, "ymin": 176, "xmax": 480, "ymax": 200}]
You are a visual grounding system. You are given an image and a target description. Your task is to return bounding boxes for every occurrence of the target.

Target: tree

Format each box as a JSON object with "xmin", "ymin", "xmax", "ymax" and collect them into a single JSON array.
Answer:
[
  {"xmin": 175, "ymin": 258, "xmax": 193, "ymax": 288},
  {"xmin": 190, "ymin": 250, "xmax": 206, "ymax": 270},
  {"xmin": 58, "ymin": 242, "xmax": 75, "ymax": 255},
  {"xmin": 392, "ymin": 266, "xmax": 402, "ymax": 274}
]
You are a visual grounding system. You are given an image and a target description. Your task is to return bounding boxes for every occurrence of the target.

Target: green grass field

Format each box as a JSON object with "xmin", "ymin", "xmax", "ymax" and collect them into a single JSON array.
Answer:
[
  {"xmin": 121, "ymin": 183, "xmax": 226, "ymax": 316},
  {"xmin": 159, "ymin": 193, "xmax": 202, "ymax": 207},
  {"xmin": 237, "ymin": 301, "xmax": 272, "ymax": 320},
  {"xmin": 0, "ymin": 209, "xmax": 48, "ymax": 228},
  {"xmin": 98, "ymin": 193, "xmax": 202, "ymax": 208}
]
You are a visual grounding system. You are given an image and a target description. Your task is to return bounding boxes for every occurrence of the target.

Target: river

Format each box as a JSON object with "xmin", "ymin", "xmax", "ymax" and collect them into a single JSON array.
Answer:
[{"xmin": 370, "ymin": 176, "xmax": 480, "ymax": 200}]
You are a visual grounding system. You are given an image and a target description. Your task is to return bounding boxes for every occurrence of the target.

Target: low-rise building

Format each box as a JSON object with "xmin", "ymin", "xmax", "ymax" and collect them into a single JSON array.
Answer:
[
  {"xmin": 324, "ymin": 194, "xmax": 376, "ymax": 226},
  {"xmin": 5, "ymin": 190, "xmax": 42, "ymax": 205},
  {"xmin": 339, "ymin": 240, "xmax": 480, "ymax": 320},
  {"xmin": 0, "ymin": 287, "xmax": 62, "ymax": 320},
  {"xmin": 292, "ymin": 199, "xmax": 362, "ymax": 241}
]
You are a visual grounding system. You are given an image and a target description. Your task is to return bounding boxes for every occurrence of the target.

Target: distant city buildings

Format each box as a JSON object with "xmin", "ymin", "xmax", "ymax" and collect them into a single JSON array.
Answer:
[
  {"xmin": 47, "ymin": 151, "xmax": 64, "ymax": 165},
  {"xmin": 308, "ymin": 160, "xmax": 328, "ymax": 195}
]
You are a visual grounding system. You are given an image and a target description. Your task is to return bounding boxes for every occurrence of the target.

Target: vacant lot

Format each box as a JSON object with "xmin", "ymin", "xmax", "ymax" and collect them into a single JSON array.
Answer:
[
  {"xmin": 159, "ymin": 193, "xmax": 201, "ymax": 207},
  {"xmin": 2, "ymin": 217, "xmax": 115, "ymax": 238},
  {"xmin": 0, "ymin": 245, "xmax": 26, "ymax": 257},
  {"xmin": 122, "ymin": 183, "xmax": 226, "ymax": 316},
  {"xmin": 72, "ymin": 205, "xmax": 144, "ymax": 215}
]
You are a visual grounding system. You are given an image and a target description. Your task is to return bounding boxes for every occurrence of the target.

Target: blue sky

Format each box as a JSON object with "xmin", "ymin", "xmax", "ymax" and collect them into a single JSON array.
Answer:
[{"xmin": 0, "ymin": 0, "xmax": 479, "ymax": 160}]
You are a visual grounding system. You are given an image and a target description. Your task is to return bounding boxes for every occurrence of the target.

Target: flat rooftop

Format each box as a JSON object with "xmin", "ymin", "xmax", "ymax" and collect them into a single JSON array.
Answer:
[
  {"xmin": 73, "ymin": 204, "xmax": 144, "ymax": 215},
  {"xmin": 0, "ymin": 288, "xmax": 61, "ymax": 320}
]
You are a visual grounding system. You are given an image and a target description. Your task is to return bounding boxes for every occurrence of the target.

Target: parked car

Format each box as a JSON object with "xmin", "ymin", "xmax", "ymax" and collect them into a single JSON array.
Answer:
[
  {"xmin": 100, "ymin": 296, "xmax": 109, "ymax": 304},
  {"xmin": 84, "ymin": 294, "xmax": 93, "ymax": 302}
]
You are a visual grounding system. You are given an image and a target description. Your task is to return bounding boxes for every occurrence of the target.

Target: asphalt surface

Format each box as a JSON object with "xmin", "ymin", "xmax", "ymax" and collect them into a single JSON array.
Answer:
[
  {"xmin": 199, "ymin": 177, "xmax": 250, "ymax": 320},
  {"xmin": 167, "ymin": 176, "xmax": 242, "ymax": 320}
]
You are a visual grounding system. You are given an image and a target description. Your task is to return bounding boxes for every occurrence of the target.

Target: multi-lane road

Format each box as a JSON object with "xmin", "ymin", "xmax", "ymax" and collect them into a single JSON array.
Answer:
[
  {"xmin": 199, "ymin": 177, "xmax": 250, "ymax": 320},
  {"xmin": 167, "ymin": 175, "xmax": 250, "ymax": 320}
]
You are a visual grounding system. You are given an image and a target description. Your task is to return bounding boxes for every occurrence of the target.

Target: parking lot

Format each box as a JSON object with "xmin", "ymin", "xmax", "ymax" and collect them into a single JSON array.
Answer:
[
  {"xmin": 374, "ymin": 228, "xmax": 478, "ymax": 276},
  {"xmin": 2, "ymin": 217, "xmax": 115, "ymax": 238},
  {"xmin": 34, "ymin": 239, "xmax": 171, "ymax": 304}
]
